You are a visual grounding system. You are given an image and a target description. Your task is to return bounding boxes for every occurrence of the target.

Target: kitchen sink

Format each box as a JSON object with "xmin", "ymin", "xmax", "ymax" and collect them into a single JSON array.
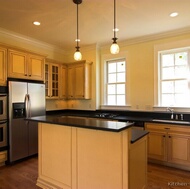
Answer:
[{"xmin": 152, "ymin": 119, "xmax": 190, "ymax": 124}]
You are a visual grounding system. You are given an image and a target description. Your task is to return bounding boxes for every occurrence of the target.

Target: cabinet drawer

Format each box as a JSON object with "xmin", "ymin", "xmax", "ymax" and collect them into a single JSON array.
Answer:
[{"xmin": 145, "ymin": 123, "xmax": 190, "ymax": 134}]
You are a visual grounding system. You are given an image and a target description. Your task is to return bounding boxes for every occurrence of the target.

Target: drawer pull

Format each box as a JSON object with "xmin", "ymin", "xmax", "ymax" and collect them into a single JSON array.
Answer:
[{"xmin": 164, "ymin": 128, "xmax": 170, "ymax": 130}]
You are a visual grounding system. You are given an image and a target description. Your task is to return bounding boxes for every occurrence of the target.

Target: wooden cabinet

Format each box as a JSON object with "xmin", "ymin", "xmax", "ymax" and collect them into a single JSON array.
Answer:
[
  {"xmin": 0, "ymin": 151, "xmax": 7, "ymax": 166},
  {"xmin": 45, "ymin": 60, "xmax": 60, "ymax": 99},
  {"xmin": 67, "ymin": 61, "xmax": 92, "ymax": 99},
  {"xmin": 168, "ymin": 132, "xmax": 190, "ymax": 165},
  {"xmin": 8, "ymin": 49, "xmax": 45, "ymax": 81},
  {"xmin": 147, "ymin": 130, "xmax": 167, "ymax": 161},
  {"xmin": 0, "ymin": 46, "xmax": 7, "ymax": 86},
  {"xmin": 60, "ymin": 64, "xmax": 67, "ymax": 99},
  {"xmin": 145, "ymin": 123, "xmax": 190, "ymax": 169}
]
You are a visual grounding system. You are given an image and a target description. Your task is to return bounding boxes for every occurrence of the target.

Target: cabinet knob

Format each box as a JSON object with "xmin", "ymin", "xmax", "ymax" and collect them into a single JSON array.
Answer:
[
  {"xmin": 169, "ymin": 136, "xmax": 171, "ymax": 138},
  {"xmin": 163, "ymin": 135, "xmax": 165, "ymax": 138},
  {"xmin": 25, "ymin": 74, "xmax": 27, "ymax": 76},
  {"xmin": 29, "ymin": 74, "xmax": 31, "ymax": 77}
]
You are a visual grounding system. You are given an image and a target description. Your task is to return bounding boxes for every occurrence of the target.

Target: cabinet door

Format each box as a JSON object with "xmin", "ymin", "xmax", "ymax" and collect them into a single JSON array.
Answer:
[
  {"xmin": 60, "ymin": 65, "xmax": 67, "ymax": 99},
  {"xmin": 147, "ymin": 131, "xmax": 167, "ymax": 161},
  {"xmin": 75, "ymin": 64, "xmax": 85, "ymax": 98},
  {"xmin": 28, "ymin": 54, "xmax": 45, "ymax": 81},
  {"xmin": 67, "ymin": 66, "xmax": 75, "ymax": 99},
  {"xmin": 45, "ymin": 63, "xmax": 50, "ymax": 98},
  {"xmin": 0, "ymin": 47, "xmax": 7, "ymax": 86},
  {"xmin": 168, "ymin": 133, "xmax": 190, "ymax": 165},
  {"xmin": 50, "ymin": 64, "xmax": 59, "ymax": 98},
  {"xmin": 8, "ymin": 49, "xmax": 27, "ymax": 78}
]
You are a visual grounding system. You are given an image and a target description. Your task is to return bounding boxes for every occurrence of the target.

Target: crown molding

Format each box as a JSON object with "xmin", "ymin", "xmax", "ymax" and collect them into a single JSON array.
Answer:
[
  {"xmin": 0, "ymin": 27, "xmax": 66, "ymax": 55},
  {"xmin": 100, "ymin": 26, "xmax": 190, "ymax": 50}
]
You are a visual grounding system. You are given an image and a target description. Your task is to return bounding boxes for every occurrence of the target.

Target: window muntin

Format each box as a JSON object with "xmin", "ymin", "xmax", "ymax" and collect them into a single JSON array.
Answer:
[
  {"xmin": 159, "ymin": 50, "xmax": 190, "ymax": 107},
  {"xmin": 106, "ymin": 59, "xmax": 126, "ymax": 105}
]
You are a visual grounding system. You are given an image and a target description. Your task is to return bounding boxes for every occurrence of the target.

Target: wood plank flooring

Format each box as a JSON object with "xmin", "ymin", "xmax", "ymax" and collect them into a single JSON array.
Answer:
[
  {"xmin": 0, "ymin": 157, "xmax": 190, "ymax": 189},
  {"xmin": 0, "ymin": 156, "xmax": 40, "ymax": 189}
]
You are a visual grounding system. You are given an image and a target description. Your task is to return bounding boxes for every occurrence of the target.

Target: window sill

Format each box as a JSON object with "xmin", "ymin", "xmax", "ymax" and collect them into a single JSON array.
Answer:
[{"xmin": 100, "ymin": 105, "xmax": 131, "ymax": 110}]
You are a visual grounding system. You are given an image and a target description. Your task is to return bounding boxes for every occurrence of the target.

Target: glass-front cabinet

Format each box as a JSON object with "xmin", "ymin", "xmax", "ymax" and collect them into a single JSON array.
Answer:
[{"xmin": 45, "ymin": 60, "xmax": 60, "ymax": 99}]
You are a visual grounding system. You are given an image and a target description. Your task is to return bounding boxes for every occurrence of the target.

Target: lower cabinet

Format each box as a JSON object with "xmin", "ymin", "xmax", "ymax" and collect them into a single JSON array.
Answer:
[{"xmin": 145, "ymin": 123, "xmax": 190, "ymax": 170}]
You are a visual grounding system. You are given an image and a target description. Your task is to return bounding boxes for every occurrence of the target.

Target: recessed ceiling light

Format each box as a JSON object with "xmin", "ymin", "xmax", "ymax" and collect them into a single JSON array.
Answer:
[
  {"xmin": 33, "ymin": 21, "xmax": 41, "ymax": 26},
  {"xmin": 170, "ymin": 12, "xmax": 179, "ymax": 17}
]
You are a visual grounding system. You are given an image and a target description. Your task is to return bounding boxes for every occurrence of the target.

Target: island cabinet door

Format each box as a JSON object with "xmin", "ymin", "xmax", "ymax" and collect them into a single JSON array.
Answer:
[
  {"xmin": 37, "ymin": 123, "xmax": 72, "ymax": 189},
  {"xmin": 74, "ymin": 128, "xmax": 129, "ymax": 189}
]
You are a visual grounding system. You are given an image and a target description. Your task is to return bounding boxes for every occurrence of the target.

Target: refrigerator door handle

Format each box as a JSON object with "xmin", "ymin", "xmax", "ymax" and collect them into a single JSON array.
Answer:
[
  {"xmin": 28, "ymin": 94, "xmax": 31, "ymax": 117},
  {"xmin": 24, "ymin": 94, "xmax": 29, "ymax": 118}
]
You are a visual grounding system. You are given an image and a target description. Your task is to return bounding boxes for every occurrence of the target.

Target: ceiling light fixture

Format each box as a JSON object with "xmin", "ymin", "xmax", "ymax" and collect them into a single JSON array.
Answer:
[
  {"xmin": 33, "ymin": 21, "xmax": 41, "ymax": 26},
  {"xmin": 170, "ymin": 12, "xmax": 178, "ymax": 17},
  {"xmin": 73, "ymin": 0, "xmax": 82, "ymax": 61},
  {"xmin": 110, "ymin": 0, "xmax": 119, "ymax": 54}
]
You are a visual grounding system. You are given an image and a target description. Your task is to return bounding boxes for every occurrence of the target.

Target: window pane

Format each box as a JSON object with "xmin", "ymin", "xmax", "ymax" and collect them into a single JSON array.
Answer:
[
  {"xmin": 175, "ymin": 80, "xmax": 188, "ymax": 93},
  {"xmin": 162, "ymin": 67, "xmax": 174, "ymax": 79},
  {"xmin": 108, "ymin": 84, "xmax": 116, "ymax": 94},
  {"xmin": 161, "ymin": 81, "xmax": 174, "ymax": 93},
  {"xmin": 117, "ymin": 95, "xmax": 125, "ymax": 105},
  {"xmin": 108, "ymin": 63, "xmax": 116, "ymax": 73},
  {"xmin": 117, "ymin": 84, "xmax": 125, "ymax": 94},
  {"xmin": 162, "ymin": 54, "xmax": 174, "ymax": 67},
  {"xmin": 175, "ymin": 94, "xmax": 188, "ymax": 106},
  {"xmin": 175, "ymin": 66, "xmax": 187, "ymax": 78},
  {"xmin": 117, "ymin": 61, "xmax": 125, "ymax": 72},
  {"xmin": 107, "ymin": 95, "xmax": 116, "ymax": 105},
  {"xmin": 108, "ymin": 73, "xmax": 116, "ymax": 83},
  {"xmin": 161, "ymin": 94, "xmax": 175, "ymax": 106},
  {"xmin": 175, "ymin": 52, "xmax": 188, "ymax": 66},
  {"xmin": 117, "ymin": 73, "xmax": 125, "ymax": 82}
]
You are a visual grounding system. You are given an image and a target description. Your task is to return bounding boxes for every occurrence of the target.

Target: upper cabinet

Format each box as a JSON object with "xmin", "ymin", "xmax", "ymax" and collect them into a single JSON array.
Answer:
[
  {"xmin": 0, "ymin": 46, "xmax": 7, "ymax": 86},
  {"xmin": 45, "ymin": 60, "xmax": 60, "ymax": 99},
  {"xmin": 67, "ymin": 61, "xmax": 92, "ymax": 99},
  {"xmin": 8, "ymin": 49, "xmax": 45, "ymax": 81},
  {"xmin": 60, "ymin": 64, "xmax": 67, "ymax": 99}
]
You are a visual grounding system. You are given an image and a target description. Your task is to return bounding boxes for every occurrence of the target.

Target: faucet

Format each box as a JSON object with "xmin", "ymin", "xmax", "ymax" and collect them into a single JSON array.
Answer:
[{"xmin": 166, "ymin": 107, "xmax": 174, "ymax": 119}]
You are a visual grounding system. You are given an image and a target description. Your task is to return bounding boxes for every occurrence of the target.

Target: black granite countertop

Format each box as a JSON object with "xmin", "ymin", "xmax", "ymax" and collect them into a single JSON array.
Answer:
[
  {"xmin": 131, "ymin": 129, "xmax": 149, "ymax": 144},
  {"xmin": 26, "ymin": 115, "xmax": 134, "ymax": 132}
]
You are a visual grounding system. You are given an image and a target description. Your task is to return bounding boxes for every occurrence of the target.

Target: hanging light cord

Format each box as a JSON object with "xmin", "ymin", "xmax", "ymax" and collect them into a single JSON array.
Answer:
[
  {"xmin": 114, "ymin": 0, "xmax": 116, "ymax": 39},
  {"xmin": 76, "ymin": 3, "xmax": 79, "ymax": 49}
]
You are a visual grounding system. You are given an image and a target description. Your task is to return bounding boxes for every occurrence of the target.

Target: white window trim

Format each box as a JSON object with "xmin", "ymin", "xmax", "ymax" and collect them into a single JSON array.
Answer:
[
  {"xmin": 154, "ymin": 38, "xmax": 190, "ymax": 112},
  {"xmin": 100, "ymin": 51, "xmax": 131, "ymax": 110}
]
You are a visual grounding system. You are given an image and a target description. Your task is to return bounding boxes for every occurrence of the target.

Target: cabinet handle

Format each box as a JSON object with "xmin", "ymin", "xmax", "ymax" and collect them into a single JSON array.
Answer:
[
  {"xmin": 24, "ymin": 74, "xmax": 27, "ymax": 76},
  {"xmin": 29, "ymin": 74, "xmax": 31, "ymax": 77},
  {"xmin": 163, "ymin": 135, "xmax": 165, "ymax": 137},
  {"xmin": 164, "ymin": 128, "xmax": 170, "ymax": 130},
  {"xmin": 169, "ymin": 136, "xmax": 171, "ymax": 138}
]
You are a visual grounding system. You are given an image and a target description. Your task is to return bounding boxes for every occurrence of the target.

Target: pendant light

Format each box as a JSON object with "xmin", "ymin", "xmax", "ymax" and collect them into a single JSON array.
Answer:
[
  {"xmin": 110, "ymin": 0, "xmax": 120, "ymax": 54},
  {"xmin": 73, "ymin": 0, "xmax": 82, "ymax": 61}
]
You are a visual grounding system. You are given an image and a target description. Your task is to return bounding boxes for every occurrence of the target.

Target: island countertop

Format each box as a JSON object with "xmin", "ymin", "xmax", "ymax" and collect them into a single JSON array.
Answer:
[{"xmin": 26, "ymin": 115, "xmax": 134, "ymax": 132}]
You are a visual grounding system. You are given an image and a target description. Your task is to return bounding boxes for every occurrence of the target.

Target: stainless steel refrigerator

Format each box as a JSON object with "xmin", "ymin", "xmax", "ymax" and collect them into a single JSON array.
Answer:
[{"xmin": 8, "ymin": 80, "xmax": 46, "ymax": 163}]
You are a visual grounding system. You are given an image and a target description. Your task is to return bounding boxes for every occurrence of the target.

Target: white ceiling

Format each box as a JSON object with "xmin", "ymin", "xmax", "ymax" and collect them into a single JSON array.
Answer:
[{"xmin": 0, "ymin": 0, "xmax": 190, "ymax": 51}]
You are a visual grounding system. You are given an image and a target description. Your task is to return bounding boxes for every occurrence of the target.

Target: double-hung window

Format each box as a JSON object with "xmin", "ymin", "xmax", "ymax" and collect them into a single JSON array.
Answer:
[
  {"xmin": 159, "ymin": 50, "xmax": 190, "ymax": 107},
  {"xmin": 106, "ymin": 59, "xmax": 126, "ymax": 105}
]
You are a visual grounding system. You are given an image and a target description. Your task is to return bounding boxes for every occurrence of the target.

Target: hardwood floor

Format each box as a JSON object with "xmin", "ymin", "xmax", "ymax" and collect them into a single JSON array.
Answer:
[
  {"xmin": 1, "ymin": 157, "xmax": 190, "ymax": 189},
  {"xmin": 146, "ymin": 163, "xmax": 190, "ymax": 189},
  {"xmin": 0, "ymin": 156, "xmax": 40, "ymax": 189}
]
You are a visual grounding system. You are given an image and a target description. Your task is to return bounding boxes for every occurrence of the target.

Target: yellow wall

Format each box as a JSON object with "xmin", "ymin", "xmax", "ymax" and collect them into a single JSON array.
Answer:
[{"xmin": 100, "ymin": 33, "xmax": 190, "ymax": 111}]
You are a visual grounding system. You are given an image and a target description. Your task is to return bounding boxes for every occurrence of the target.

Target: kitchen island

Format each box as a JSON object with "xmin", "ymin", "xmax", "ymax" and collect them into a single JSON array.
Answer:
[{"xmin": 27, "ymin": 115, "xmax": 148, "ymax": 189}]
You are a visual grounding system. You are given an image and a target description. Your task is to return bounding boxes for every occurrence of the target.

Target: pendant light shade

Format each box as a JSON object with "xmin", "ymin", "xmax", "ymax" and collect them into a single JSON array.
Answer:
[
  {"xmin": 73, "ymin": 0, "xmax": 82, "ymax": 61},
  {"xmin": 74, "ymin": 49, "xmax": 82, "ymax": 61},
  {"xmin": 110, "ymin": 0, "xmax": 119, "ymax": 54}
]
